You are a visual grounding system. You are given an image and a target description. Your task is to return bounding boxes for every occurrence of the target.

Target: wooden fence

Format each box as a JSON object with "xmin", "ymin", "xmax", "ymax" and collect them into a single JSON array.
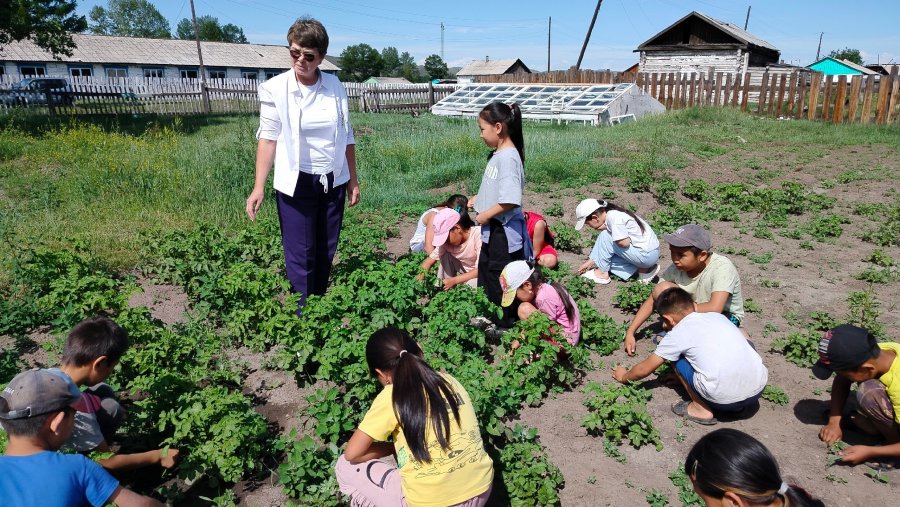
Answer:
[
  {"xmin": 476, "ymin": 68, "xmax": 900, "ymax": 126},
  {"xmin": 2, "ymin": 71, "xmax": 897, "ymax": 126}
]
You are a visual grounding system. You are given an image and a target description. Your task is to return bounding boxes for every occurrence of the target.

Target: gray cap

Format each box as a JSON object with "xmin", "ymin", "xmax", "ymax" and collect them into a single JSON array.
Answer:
[
  {"xmin": 0, "ymin": 369, "xmax": 81, "ymax": 420},
  {"xmin": 663, "ymin": 224, "xmax": 712, "ymax": 251}
]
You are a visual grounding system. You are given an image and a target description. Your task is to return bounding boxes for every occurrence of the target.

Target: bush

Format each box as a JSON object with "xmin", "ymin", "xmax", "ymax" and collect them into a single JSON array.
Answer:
[{"xmin": 553, "ymin": 225, "xmax": 587, "ymax": 253}]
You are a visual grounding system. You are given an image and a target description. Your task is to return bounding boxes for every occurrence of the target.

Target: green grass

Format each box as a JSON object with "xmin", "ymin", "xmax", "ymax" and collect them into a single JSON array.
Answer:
[{"xmin": 2, "ymin": 107, "xmax": 898, "ymax": 268}]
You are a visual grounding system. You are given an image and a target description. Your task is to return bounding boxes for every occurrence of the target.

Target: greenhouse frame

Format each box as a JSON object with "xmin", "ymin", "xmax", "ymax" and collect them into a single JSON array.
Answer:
[{"xmin": 431, "ymin": 82, "xmax": 665, "ymax": 126}]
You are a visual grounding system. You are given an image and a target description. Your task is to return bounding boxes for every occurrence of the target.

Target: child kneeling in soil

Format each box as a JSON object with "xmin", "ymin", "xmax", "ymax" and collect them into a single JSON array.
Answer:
[
  {"xmin": 623, "ymin": 224, "xmax": 744, "ymax": 356},
  {"xmin": 500, "ymin": 260, "xmax": 580, "ymax": 346},
  {"xmin": 524, "ymin": 210, "xmax": 558, "ymax": 269},
  {"xmin": 0, "ymin": 369, "xmax": 163, "ymax": 506},
  {"xmin": 574, "ymin": 198, "xmax": 660, "ymax": 285},
  {"xmin": 815, "ymin": 324, "xmax": 900, "ymax": 468},
  {"xmin": 336, "ymin": 327, "xmax": 494, "ymax": 506},
  {"xmin": 613, "ymin": 287, "xmax": 767, "ymax": 425},
  {"xmin": 418, "ymin": 208, "xmax": 481, "ymax": 290},
  {"xmin": 409, "ymin": 194, "xmax": 469, "ymax": 254},
  {"xmin": 49, "ymin": 316, "xmax": 179, "ymax": 472}
]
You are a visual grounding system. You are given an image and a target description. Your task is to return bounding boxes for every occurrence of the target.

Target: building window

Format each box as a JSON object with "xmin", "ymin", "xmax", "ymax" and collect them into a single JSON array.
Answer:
[
  {"xmin": 264, "ymin": 70, "xmax": 279, "ymax": 80},
  {"xmin": 19, "ymin": 65, "xmax": 46, "ymax": 77},
  {"xmin": 69, "ymin": 67, "xmax": 93, "ymax": 77},
  {"xmin": 143, "ymin": 68, "xmax": 164, "ymax": 78},
  {"xmin": 105, "ymin": 67, "xmax": 127, "ymax": 78},
  {"xmin": 208, "ymin": 69, "xmax": 227, "ymax": 79},
  {"xmin": 241, "ymin": 70, "xmax": 258, "ymax": 80},
  {"xmin": 0, "ymin": 67, "xmax": 5, "ymax": 77},
  {"xmin": 180, "ymin": 68, "xmax": 199, "ymax": 79}
]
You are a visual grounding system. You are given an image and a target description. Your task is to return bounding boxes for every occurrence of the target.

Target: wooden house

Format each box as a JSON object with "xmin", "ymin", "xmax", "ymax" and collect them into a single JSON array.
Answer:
[
  {"xmin": 0, "ymin": 33, "xmax": 340, "ymax": 81},
  {"xmin": 457, "ymin": 58, "xmax": 531, "ymax": 83},
  {"xmin": 636, "ymin": 11, "xmax": 780, "ymax": 75}
]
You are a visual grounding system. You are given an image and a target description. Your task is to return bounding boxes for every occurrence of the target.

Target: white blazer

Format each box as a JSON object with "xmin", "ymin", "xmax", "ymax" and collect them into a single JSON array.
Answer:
[{"xmin": 256, "ymin": 70, "xmax": 355, "ymax": 197}]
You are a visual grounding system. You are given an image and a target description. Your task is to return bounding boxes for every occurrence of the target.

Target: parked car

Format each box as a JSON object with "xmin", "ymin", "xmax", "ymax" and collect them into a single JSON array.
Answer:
[{"xmin": 1, "ymin": 77, "xmax": 74, "ymax": 107}]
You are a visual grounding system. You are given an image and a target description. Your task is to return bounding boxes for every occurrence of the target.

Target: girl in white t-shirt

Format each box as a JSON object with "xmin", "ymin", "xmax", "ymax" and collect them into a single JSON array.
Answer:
[
  {"xmin": 409, "ymin": 194, "xmax": 469, "ymax": 254},
  {"xmin": 500, "ymin": 261, "xmax": 581, "ymax": 346},
  {"xmin": 574, "ymin": 198, "xmax": 660, "ymax": 285}
]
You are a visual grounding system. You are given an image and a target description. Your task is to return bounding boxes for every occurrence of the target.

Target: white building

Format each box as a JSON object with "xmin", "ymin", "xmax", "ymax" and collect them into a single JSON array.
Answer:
[{"xmin": 0, "ymin": 33, "xmax": 340, "ymax": 81}]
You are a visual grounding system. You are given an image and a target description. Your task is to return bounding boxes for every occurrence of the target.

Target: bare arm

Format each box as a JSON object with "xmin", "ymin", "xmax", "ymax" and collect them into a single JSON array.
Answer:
[
  {"xmin": 695, "ymin": 291, "xmax": 730, "ymax": 314},
  {"xmin": 819, "ymin": 375, "xmax": 852, "ymax": 446},
  {"xmin": 612, "ymin": 354, "xmax": 665, "ymax": 383},
  {"xmin": 444, "ymin": 269, "xmax": 478, "ymax": 290},
  {"xmin": 346, "ymin": 144, "xmax": 360, "ymax": 207},
  {"xmin": 97, "ymin": 449, "xmax": 179, "ymax": 473},
  {"xmin": 624, "ymin": 295, "xmax": 656, "ymax": 355},
  {"xmin": 423, "ymin": 213, "xmax": 436, "ymax": 254},
  {"xmin": 615, "ymin": 237, "xmax": 631, "ymax": 248},
  {"xmin": 246, "ymin": 139, "xmax": 276, "ymax": 220},
  {"xmin": 531, "ymin": 219, "xmax": 547, "ymax": 255},
  {"xmin": 343, "ymin": 429, "xmax": 395, "ymax": 464},
  {"xmin": 108, "ymin": 486, "xmax": 164, "ymax": 507},
  {"xmin": 475, "ymin": 203, "xmax": 516, "ymax": 224}
]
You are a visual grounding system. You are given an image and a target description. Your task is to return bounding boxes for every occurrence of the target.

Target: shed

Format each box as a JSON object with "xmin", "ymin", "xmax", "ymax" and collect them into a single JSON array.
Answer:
[
  {"xmin": 363, "ymin": 76, "xmax": 413, "ymax": 85},
  {"xmin": 0, "ymin": 33, "xmax": 340, "ymax": 81},
  {"xmin": 636, "ymin": 11, "xmax": 779, "ymax": 75},
  {"xmin": 456, "ymin": 58, "xmax": 531, "ymax": 83},
  {"xmin": 806, "ymin": 57, "xmax": 878, "ymax": 76},
  {"xmin": 865, "ymin": 64, "xmax": 900, "ymax": 76}
]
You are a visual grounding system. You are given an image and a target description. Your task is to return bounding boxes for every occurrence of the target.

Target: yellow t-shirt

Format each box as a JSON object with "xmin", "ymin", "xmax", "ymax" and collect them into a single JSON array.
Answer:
[
  {"xmin": 877, "ymin": 342, "xmax": 900, "ymax": 424},
  {"xmin": 358, "ymin": 373, "xmax": 494, "ymax": 507}
]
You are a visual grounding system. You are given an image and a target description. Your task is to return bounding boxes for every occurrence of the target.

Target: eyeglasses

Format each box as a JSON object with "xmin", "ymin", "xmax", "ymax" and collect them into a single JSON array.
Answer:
[{"xmin": 289, "ymin": 49, "xmax": 318, "ymax": 62}]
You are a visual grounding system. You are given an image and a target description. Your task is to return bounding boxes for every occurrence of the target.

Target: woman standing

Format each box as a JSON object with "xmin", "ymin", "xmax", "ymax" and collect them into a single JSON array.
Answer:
[{"xmin": 245, "ymin": 17, "xmax": 360, "ymax": 312}]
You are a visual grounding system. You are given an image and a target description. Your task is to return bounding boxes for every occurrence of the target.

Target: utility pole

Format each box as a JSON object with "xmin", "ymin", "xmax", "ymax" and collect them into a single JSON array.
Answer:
[
  {"xmin": 547, "ymin": 17, "xmax": 551, "ymax": 72},
  {"xmin": 815, "ymin": 32, "xmax": 823, "ymax": 61},
  {"xmin": 440, "ymin": 22, "xmax": 445, "ymax": 61},
  {"xmin": 189, "ymin": 0, "xmax": 210, "ymax": 113},
  {"xmin": 743, "ymin": 5, "xmax": 751, "ymax": 30},
  {"xmin": 575, "ymin": 0, "xmax": 603, "ymax": 71}
]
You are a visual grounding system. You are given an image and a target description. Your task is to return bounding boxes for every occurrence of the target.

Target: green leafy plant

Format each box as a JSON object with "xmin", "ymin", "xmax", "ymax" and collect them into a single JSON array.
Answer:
[
  {"xmin": 493, "ymin": 425, "xmax": 565, "ymax": 507},
  {"xmin": 543, "ymin": 203, "xmax": 564, "ymax": 217},
  {"xmin": 654, "ymin": 177, "xmax": 678, "ymax": 205},
  {"xmin": 682, "ymin": 179, "xmax": 711, "ymax": 202},
  {"xmin": 771, "ymin": 311, "xmax": 837, "ymax": 368},
  {"xmin": 582, "ymin": 382, "xmax": 662, "ymax": 452},
  {"xmin": 847, "ymin": 290, "xmax": 886, "ymax": 341},
  {"xmin": 553, "ymin": 225, "xmax": 586, "ymax": 253},
  {"xmin": 275, "ymin": 432, "xmax": 343, "ymax": 506},
  {"xmin": 579, "ymin": 306, "xmax": 627, "ymax": 356},
  {"xmin": 762, "ymin": 385, "xmax": 789, "ymax": 406},
  {"xmin": 612, "ymin": 282, "xmax": 654, "ymax": 313},
  {"xmin": 669, "ymin": 465, "xmax": 704, "ymax": 507},
  {"xmin": 646, "ymin": 489, "xmax": 670, "ymax": 507}
]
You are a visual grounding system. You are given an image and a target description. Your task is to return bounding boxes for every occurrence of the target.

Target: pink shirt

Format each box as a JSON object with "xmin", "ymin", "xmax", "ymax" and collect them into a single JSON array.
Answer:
[
  {"xmin": 535, "ymin": 284, "xmax": 581, "ymax": 345},
  {"xmin": 429, "ymin": 228, "xmax": 482, "ymax": 288}
]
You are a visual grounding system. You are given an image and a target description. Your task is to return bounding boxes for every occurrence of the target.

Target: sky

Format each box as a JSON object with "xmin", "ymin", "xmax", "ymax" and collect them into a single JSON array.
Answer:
[{"xmin": 75, "ymin": 0, "xmax": 900, "ymax": 71}]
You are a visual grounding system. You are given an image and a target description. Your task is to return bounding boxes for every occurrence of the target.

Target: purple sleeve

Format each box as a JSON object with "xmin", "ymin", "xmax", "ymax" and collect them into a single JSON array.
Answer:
[{"xmin": 80, "ymin": 455, "xmax": 120, "ymax": 507}]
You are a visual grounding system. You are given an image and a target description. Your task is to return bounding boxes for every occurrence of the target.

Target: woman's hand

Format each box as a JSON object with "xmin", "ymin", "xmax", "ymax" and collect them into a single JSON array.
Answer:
[
  {"xmin": 348, "ymin": 177, "xmax": 361, "ymax": 207},
  {"xmin": 246, "ymin": 187, "xmax": 265, "ymax": 221},
  {"xmin": 575, "ymin": 260, "xmax": 595, "ymax": 275}
]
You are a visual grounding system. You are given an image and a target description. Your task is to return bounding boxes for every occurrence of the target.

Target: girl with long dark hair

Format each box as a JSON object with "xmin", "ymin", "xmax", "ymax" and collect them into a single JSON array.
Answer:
[
  {"xmin": 499, "ymin": 261, "xmax": 581, "ymax": 346},
  {"xmin": 336, "ymin": 327, "xmax": 493, "ymax": 507},
  {"xmin": 409, "ymin": 194, "xmax": 470, "ymax": 254},
  {"xmin": 686, "ymin": 428, "xmax": 825, "ymax": 507},
  {"xmin": 418, "ymin": 208, "xmax": 481, "ymax": 290},
  {"xmin": 574, "ymin": 198, "xmax": 660, "ymax": 285},
  {"xmin": 472, "ymin": 102, "xmax": 529, "ymax": 327}
]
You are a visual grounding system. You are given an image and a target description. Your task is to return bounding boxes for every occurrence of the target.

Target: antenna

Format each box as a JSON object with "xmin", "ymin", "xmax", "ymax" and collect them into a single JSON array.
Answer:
[
  {"xmin": 816, "ymin": 32, "xmax": 823, "ymax": 61},
  {"xmin": 547, "ymin": 17, "xmax": 551, "ymax": 72},
  {"xmin": 744, "ymin": 5, "xmax": 751, "ymax": 30},
  {"xmin": 441, "ymin": 22, "xmax": 445, "ymax": 61}
]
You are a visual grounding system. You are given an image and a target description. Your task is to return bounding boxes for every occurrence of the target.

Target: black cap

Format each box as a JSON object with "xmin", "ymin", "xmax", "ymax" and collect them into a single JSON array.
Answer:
[{"xmin": 812, "ymin": 324, "xmax": 879, "ymax": 380}]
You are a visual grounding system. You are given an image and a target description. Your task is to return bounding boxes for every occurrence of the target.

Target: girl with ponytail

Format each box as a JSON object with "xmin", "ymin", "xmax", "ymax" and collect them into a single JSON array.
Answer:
[
  {"xmin": 685, "ymin": 428, "xmax": 824, "ymax": 507},
  {"xmin": 336, "ymin": 327, "xmax": 494, "ymax": 507},
  {"xmin": 472, "ymin": 102, "xmax": 529, "ymax": 327},
  {"xmin": 499, "ymin": 260, "xmax": 581, "ymax": 346}
]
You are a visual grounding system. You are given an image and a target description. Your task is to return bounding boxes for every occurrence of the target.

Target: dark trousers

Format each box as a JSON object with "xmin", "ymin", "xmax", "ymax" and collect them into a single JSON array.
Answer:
[
  {"xmin": 276, "ymin": 172, "xmax": 347, "ymax": 311},
  {"xmin": 478, "ymin": 219, "xmax": 524, "ymax": 328}
]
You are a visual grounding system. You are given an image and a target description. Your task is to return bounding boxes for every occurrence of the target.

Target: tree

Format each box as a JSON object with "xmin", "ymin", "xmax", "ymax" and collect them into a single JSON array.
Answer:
[
  {"xmin": 0, "ymin": 0, "xmax": 87, "ymax": 57},
  {"xmin": 89, "ymin": 0, "xmax": 171, "ymax": 39},
  {"xmin": 827, "ymin": 47, "xmax": 863, "ymax": 65},
  {"xmin": 176, "ymin": 15, "xmax": 247, "ymax": 43},
  {"xmin": 339, "ymin": 44, "xmax": 382, "ymax": 82},
  {"xmin": 381, "ymin": 46, "xmax": 400, "ymax": 77},
  {"xmin": 424, "ymin": 54, "xmax": 449, "ymax": 80},
  {"xmin": 397, "ymin": 51, "xmax": 420, "ymax": 81}
]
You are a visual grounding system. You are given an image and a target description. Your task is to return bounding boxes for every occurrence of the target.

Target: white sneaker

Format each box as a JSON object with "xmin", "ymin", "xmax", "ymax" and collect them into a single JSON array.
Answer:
[
  {"xmin": 581, "ymin": 270, "xmax": 612, "ymax": 285},
  {"xmin": 637, "ymin": 264, "xmax": 660, "ymax": 284}
]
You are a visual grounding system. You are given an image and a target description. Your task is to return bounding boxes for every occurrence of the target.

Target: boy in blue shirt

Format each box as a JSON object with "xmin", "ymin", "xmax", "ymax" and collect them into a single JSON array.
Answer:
[{"xmin": 0, "ymin": 369, "xmax": 161, "ymax": 506}]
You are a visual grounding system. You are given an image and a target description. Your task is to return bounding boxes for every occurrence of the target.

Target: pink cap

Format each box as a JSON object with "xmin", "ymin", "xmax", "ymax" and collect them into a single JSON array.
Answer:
[{"xmin": 431, "ymin": 208, "xmax": 461, "ymax": 247}]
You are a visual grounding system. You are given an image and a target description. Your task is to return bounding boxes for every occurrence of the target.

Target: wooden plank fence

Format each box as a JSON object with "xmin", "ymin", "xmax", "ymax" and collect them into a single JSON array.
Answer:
[{"xmin": 2, "ymin": 71, "xmax": 897, "ymax": 126}]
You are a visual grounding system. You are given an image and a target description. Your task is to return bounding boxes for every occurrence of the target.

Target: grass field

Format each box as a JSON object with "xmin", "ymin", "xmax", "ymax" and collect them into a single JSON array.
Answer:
[{"xmin": 1, "ymin": 107, "xmax": 899, "ymax": 505}]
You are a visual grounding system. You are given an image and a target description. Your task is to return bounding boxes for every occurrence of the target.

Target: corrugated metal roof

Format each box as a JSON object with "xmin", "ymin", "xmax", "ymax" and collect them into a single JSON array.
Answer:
[
  {"xmin": 457, "ymin": 59, "xmax": 529, "ymax": 76},
  {"xmin": 638, "ymin": 11, "xmax": 778, "ymax": 52},
  {"xmin": 839, "ymin": 59, "xmax": 878, "ymax": 75},
  {"xmin": 0, "ymin": 33, "xmax": 340, "ymax": 71}
]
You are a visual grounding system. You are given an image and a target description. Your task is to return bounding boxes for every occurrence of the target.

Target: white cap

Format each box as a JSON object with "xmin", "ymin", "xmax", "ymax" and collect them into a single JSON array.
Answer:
[
  {"xmin": 500, "ymin": 261, "xmax": 534, "ymax": 307},
  {"xmin": 574, "ymin": 198, "xmax": 606, "ymax": 230}
]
